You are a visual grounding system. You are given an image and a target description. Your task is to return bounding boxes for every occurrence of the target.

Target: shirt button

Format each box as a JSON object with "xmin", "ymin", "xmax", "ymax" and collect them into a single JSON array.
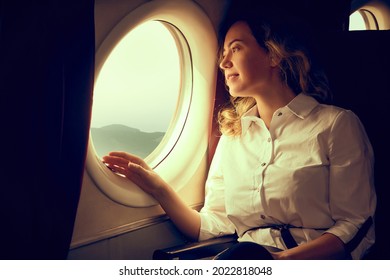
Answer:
[
  {"xmin": 277, "ymin": 112, "xmax": 283, "ymax": 116},
  {"xmin": 261, "ymin": 215, "xmax": 266, "ymax": 219},
  {"xmin": 261, "ymin": 162, "xmax": 266, "ymax": 167},
  {"xmin": 267, "ymin": 137, "xmax": 271, "ymax": 142}
]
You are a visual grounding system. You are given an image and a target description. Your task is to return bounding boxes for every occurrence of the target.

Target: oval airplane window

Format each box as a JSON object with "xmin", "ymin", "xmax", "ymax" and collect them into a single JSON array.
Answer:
[
  {"xmin": 91, "ymin": 21, "xmax": 182, "ymax": 162},
  {"xmin": 86, "ymin": 0, "xmax": 217, "ymax": 207},
  {"xmin": 350, "ymin": 9, "xmax": 379, "ymax": 30}
]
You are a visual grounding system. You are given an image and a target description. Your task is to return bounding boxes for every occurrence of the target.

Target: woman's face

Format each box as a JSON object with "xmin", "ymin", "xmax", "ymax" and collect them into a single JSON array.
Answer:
[{"xmin": 220, "ymin": 21, "xmax": 276, "ymax": 97}]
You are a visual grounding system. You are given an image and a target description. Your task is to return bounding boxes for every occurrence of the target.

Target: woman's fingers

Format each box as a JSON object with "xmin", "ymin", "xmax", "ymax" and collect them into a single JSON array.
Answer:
[
  {"xmin": 102, "ymin": 153, "xmax": 151, "ymax": 181},
  {"xmin": 102, "ymin": 155, "xmax": 128, "ymax": 168},
  {"xmin": 101, "ymin": 152, "xmax": 166, "ymax": 197},
  {"xmin": 107, "ymin": 152, "xmax": 151, "ymax": 170},
  {"xmin": 125, "ymin": 162, "xmax": 149, "ymax": 185},
  {"xmin": 105, "ymin": 163, "xmax": 126, "ymax": 176},
  {"xmin": 102, "ymin": 155, "xmax": 132, "ymax": 178}
]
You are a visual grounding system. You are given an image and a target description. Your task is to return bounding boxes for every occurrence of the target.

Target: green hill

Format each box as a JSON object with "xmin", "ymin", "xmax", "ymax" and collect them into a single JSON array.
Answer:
[{"xmin": 91, "ymin": 124, "xmax": 165, "ymax": 158}]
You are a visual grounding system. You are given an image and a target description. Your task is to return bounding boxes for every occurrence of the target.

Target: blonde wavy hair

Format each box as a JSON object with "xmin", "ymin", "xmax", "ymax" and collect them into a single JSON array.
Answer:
[{"xmin": 217, "ymin": 18, "xmax": 330, "ymax": 136}]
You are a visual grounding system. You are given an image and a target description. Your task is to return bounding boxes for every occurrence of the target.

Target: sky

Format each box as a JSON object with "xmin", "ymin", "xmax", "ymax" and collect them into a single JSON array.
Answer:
[{"xmin": 91, "ymin": 21, "xmax": 181, "ymax": 133}]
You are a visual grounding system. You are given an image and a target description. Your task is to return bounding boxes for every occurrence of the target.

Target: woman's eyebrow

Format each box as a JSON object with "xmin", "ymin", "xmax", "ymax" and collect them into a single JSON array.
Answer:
[
  {"xmin": 222, "ymin": 39, "xmax": 244, "ymax": 55},
  {"xmin": 227, "ymin": 39, "xmax": 243, "ymax": 48}
]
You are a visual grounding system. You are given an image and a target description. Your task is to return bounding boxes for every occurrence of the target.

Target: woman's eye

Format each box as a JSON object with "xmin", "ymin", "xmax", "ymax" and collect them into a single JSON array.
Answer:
[{"xmin": 232, "ymin": 46, "xmax": 239, "ymax": 53}]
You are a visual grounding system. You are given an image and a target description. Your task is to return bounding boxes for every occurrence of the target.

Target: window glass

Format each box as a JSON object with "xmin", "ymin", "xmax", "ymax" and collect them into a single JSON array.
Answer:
[
  {"xmin": 91, "ymin": 21, "xmax": 181, "ymax": 159},
  {"xmin": 350, "ymin": 9, "xmax": 379, "ymax": 30},
  {"xmin": 350, "ymin": 10, "xmax": 367, "ymax": 30}
]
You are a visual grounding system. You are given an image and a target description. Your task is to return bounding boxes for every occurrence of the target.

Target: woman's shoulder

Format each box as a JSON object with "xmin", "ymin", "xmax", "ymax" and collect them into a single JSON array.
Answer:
[
  {"xmin": 289, "ymin": 94, "xmax": 356, "ymax": 122},
  {"xmin": 316, "ymin": 102, "xmax": 359, "ymax": 121},
  {"xmin": 217, "ymin": 133, "xmax": 237, "ymax": 147},
  {"xmin": 314, "ymin": 102, "xmax": 367, "ymax": 136}
]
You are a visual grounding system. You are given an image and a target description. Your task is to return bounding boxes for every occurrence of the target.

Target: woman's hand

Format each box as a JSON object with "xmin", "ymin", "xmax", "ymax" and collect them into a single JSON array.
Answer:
[
  {"xmin": 103, "ymin": 151, "xmax": 201, "ymax": 240},
  {"xmin": 102, "ymin": 151, "xmax": 168, "ymax": 198},
  {"xmin": 270, "ymin": 233, "xmax": 347, "ymax": 260}
]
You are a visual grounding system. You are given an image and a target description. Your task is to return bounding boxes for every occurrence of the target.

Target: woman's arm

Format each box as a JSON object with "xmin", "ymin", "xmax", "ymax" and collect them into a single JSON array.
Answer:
[
  {"xmin": 103, "ymin": 152, "xmax": 201, "ymax": 240},
  {"xmin": 271, "ymin": 233, "xmax": 346, "ymax": 260}
]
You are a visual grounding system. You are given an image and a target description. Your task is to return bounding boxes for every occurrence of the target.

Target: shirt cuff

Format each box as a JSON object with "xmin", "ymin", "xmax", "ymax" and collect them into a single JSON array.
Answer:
[
  {"xmin": 324, "ymin": 220, "xmax": 359, "ymax": 244},
  {"xmin": 198, "ymin": 211, "xmax": 235, "ymax": 241}
]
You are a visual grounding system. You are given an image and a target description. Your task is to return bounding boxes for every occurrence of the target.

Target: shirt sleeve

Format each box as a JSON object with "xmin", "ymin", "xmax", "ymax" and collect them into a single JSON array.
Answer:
[
  {"xmin": 325, "ymin": 110, "xmax": 376, "ymax": 258},
  {"xmin": 198, "ymin": 135, "xmax": 236, "ymax": 241}
]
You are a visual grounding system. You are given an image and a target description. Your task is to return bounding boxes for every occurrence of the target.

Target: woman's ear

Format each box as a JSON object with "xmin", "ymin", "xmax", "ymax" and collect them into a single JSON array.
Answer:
[{"xmin": 269, "ymin": 54, "xmax": 281, "ymax": 67}]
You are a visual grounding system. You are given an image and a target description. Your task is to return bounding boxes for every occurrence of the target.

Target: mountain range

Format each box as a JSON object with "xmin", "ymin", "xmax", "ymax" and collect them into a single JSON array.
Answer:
[{"xmin": 90, "ymin": 124, "xmax": 165, "ymax": 158}]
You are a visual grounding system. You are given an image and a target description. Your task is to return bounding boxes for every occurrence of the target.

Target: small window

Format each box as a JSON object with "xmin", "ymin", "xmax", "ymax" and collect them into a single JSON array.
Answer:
[
  {"xmin": 91, "ymin": 21, "xmax": 184, "ymax": 162},
  {"xmin": 349, "ymin": 9, "xmax": 379, "ymax": 31}
]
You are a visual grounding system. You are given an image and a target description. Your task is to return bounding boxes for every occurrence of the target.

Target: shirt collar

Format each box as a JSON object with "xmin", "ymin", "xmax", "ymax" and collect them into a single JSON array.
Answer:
[
  {"xmin": 240, "ymin": 93, "xmax": 319, "ymax": 135},
  {"xmin": 241, "ymin": 105, "xmax": 260, "ymax": 135},
  {"xmin": 286, "ymin": 93, "xmax": 319, "ymax": 119}
]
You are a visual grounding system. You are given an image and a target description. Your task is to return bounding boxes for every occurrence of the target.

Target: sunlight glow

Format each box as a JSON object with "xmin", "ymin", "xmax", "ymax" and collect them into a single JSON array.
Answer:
[
  {"xmin": 92, "ymin": 21, "xmax": 181, "ymax": 133},
  {"xmin": 349, "ymin": 10, "xmax": 367, "ymax": 31}
]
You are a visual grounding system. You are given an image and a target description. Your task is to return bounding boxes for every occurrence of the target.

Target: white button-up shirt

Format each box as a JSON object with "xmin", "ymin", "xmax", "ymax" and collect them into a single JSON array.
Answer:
[{"xmin": 199, "ymin": 94, "xmax": 376, "ymax": 259}]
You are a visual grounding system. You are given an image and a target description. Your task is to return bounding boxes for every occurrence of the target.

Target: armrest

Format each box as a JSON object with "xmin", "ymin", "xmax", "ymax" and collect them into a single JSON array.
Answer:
[{"xmin": 153, "ymin": 235, "xmax": 238, "ymax": 260}]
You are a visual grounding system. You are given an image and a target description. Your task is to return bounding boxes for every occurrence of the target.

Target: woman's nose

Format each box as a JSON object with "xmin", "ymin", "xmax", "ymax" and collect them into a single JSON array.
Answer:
[{"xmin": 219, "ymin": 55, "xmax": 232, "ymax": 70}]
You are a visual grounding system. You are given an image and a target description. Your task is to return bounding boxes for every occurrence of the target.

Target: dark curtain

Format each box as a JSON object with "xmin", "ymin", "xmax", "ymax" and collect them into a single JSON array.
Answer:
[{"xmin": 0, "ymin": 0, "xmax": 94, "ymax": 259}]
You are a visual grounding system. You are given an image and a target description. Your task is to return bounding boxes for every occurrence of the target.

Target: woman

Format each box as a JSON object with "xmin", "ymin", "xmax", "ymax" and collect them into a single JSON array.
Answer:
[{"xmin": 103, "ymin": 18, "xmax": 376, "ymax": 260}]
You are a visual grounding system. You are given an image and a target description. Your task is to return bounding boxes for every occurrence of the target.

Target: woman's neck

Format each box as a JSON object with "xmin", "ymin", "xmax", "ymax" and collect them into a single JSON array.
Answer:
[{"xmin": 254, "ymin": 86, "xmax": 296, "ymax": 129}]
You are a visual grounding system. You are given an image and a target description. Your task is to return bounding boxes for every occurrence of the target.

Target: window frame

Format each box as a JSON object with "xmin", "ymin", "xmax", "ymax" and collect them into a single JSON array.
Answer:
[
  {"xmin": 86, "ymin": 0, "xmax": 218, "ymax": 207},
  {"xmin": 359, "ymin": 9, "xmax": 379, "ymax": 30}
]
